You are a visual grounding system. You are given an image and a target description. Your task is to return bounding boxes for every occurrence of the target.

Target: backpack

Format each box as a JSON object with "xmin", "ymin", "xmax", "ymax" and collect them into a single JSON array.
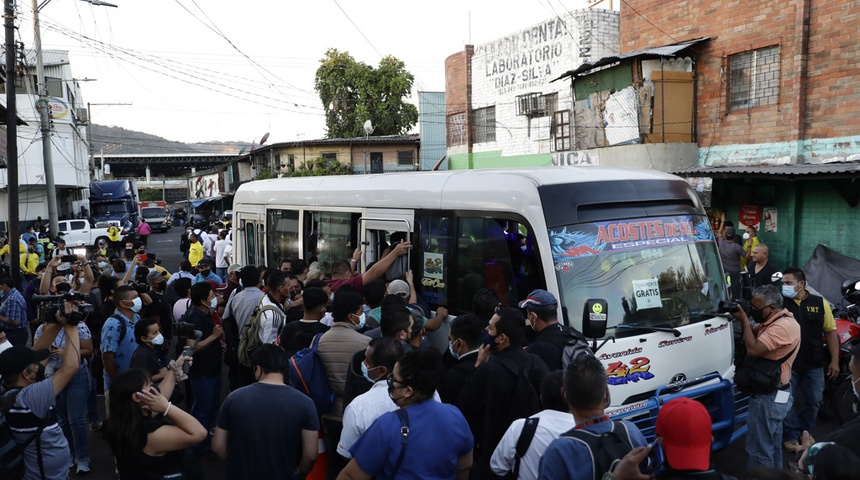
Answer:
[
  {"xmin": 505, "ymin": 416, "xmax": 540, "ymax": 479},
  {"xmin": 560, "ymin": 420, "xmax": 635, "ymax": 480},
  {"xmin": 288, "ymin": 333, "xmax": 335, "ymax": 415},
  {"xmin": 561, "ymin": 327, "xmax": 593, "ymax": 370},
  {"xmin": 237, "ymin": 298, "xmax": 282, "ymax": 367},
  {"xmin": 0, "ymin": 389, "xmax": 49, "ymax": 480},
  {"xmin": 484, "ymin": 356, "xmax": 542, "ymax": 457}
]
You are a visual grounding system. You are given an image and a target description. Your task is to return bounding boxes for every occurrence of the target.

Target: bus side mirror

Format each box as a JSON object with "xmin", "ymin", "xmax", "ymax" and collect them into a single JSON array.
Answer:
[{"xmin": 582, "ymin": 299, "xmax": 608, "ymax": 339}]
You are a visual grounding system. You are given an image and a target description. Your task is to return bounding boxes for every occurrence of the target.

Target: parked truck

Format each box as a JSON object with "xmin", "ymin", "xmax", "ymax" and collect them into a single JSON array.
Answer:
[
  {"xmin": 89, "ymin": 180, "xmax": 140, "ymax": 238},
  {"xmin": 139, "ymin": 201, "xmax": 170, "ymax": 232}
]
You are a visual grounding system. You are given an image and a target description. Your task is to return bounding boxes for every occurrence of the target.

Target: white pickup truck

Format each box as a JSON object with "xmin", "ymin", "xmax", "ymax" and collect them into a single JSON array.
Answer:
[{"xmin": 56, "ymin": 219, "xmax": 111, "ymax": 247}]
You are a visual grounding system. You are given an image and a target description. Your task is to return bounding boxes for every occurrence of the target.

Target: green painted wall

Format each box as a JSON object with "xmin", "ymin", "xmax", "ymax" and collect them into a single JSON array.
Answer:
[
  {"xmin": 573, "ymin": 61, "xmax": 633, "ymax": 101},
  {"xmin": 713, "ymin": 179, "xmax": 860, "ymax": 270},
  {"xmin": 448, "ymin": 151, "xmax": 552, "ymax": 170}
]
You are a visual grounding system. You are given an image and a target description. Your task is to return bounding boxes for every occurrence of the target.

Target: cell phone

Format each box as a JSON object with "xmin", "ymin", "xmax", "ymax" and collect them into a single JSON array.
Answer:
[
  {"xmin": 139, "ymin": 253, "xmax": 147, "ymax": 262},
  {"xmin": 639, "ymin": 442, "xmax": 665, "ymax": 475},
  {"xmin": 60, "ymin": 255, "xmax": 78, "ymax": 263},
  {"xmin": 181, "ymin": 346, "xmax": 194, "ymax": 374}
]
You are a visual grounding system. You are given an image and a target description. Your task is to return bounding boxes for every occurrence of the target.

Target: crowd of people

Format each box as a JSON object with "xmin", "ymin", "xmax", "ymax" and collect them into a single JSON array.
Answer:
[{"xmin": 0, "ymin": 219, "xmax": 858, "ymax": 480}]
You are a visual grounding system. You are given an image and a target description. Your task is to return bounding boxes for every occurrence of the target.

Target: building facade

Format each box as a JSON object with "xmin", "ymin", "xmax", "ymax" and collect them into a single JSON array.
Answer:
[
  {"xmin": 0, "ymin": 49, "xmax": 91, "ymax": 226},
  {"xmin": 445, "ymin": 10, "xmax": 620, "ymax": 169},
  {"xmin": 622, "ymin": 0, "xmax": 860, "ymax": 268}
]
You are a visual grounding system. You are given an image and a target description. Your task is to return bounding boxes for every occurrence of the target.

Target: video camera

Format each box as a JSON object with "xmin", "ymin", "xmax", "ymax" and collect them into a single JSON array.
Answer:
[
  {"xmin": 31, "ymin": 292, "xmax": 94, "ymax": 326},
  {"xmin": 173, "ymin": 321, "xmax": 199, "ymax": 339}
]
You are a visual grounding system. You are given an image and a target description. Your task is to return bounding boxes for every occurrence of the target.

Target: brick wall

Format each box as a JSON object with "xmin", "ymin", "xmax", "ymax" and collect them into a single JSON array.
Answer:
[
  {"xmin": 622, "ymin": 0, "xmax": 860, "ymax": 159},
  {"xmin": 445, "ymin": 47, "xmax": 472, "ymax": 152}
]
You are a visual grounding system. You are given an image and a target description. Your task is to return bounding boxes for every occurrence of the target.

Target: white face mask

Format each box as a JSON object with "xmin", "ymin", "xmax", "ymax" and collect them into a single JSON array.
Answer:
[
  {"xmin": 743, "ymin": 233, "xmax": 751, "ymax": 240},
  {"xmin": 210, "ymin": 297, "xmax": 218, "ymax": 309},
  {"xmin": 129, "ymin": 297, "xmax": 143, "ymax": 313}
]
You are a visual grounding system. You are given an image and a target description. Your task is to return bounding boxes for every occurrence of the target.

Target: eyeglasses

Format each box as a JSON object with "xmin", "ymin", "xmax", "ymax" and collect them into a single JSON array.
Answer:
[{"xmin": 386, "ymin": 374, "xmax": 407, "ymax": 389}]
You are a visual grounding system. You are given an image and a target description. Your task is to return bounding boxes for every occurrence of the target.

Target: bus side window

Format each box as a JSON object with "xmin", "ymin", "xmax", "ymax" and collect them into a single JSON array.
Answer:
[
  {"xmin": 244, "ymin": 222, "xmax": 258, "ymax": 266},
  {"xmin": 267, "ymin": 209, "xmax": 299, "ymax": 269},
  {"xmin": 455, "ymin": 217, "xmax": 545, "ymax": 312},
  {"xmin": 304, "ymin": 211, "xmax": 359, "ymax": 273},
  {"xmin": 415, "ymin": 214, "xmax": 452, "ymax": 309}
]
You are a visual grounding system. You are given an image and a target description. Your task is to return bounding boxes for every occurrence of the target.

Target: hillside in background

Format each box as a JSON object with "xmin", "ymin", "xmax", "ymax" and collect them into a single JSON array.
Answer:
[{"xmin": 90, "ymin": 124, "xmax": 253, "ymax": 155}]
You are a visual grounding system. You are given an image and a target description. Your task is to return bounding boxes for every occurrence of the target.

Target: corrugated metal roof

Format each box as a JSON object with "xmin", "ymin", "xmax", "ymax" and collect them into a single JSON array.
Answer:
[
  {"xmin": 269, "ymin": 134, "xmax": 420, "ymax": 149},
  {"xmin": 551, "ymin": 37, "xmax": 710, "ymax": 82},
  {"xmin": 671, "ymin": 162, "xmax": 860, "ymax": 178},
  {"xmin": 21, "ymin": 49, "xmax": 70, "ymax": 67}
]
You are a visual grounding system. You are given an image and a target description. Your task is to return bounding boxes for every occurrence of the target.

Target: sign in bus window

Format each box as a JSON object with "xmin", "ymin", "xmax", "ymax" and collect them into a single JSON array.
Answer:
[{"xmin": 416, "ymin": 215, "xmax": 452, "ymax": 308}]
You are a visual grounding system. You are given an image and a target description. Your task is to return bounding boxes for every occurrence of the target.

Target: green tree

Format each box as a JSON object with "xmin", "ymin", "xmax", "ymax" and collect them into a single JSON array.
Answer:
[
  {"xmin": 315, "ymin": 49, "xmax": 418, "ymax": 138},
  {"xmin": 286, "ymin": 157, "xmax": 352, "ymax": 177},
  {"xmin": 139, "ymin": 188, "xmax": 162, "ymax": 201}
]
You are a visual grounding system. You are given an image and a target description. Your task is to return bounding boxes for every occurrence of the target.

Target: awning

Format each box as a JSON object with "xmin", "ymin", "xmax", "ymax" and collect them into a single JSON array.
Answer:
[
  {"xmin": 551, "ymin": 37, "xmax": 710, "ymax": 82},
  {"xmin": 671, "ymin": 162, "xmax": 860, "ymax": 179},
  {"xmin": 189, "ymin": 195, "xmax": 223, "ymax": 208}
]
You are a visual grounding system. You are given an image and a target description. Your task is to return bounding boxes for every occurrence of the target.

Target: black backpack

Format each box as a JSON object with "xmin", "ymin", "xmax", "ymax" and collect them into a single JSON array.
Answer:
[
  {"xmin": 560, "ymin": 420, "xmax": 635, "ymax": 480},
  {"xmin": 560, "ymin": 326, "xmax": 593, "ymax": 370},
  {"xmin": 0, "ymin": 388, "xmax": 50, "ymax": 480}
]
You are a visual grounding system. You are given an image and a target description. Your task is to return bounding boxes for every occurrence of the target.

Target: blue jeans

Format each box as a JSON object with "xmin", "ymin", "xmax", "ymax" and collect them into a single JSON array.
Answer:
[
  {"xmin": 216, "ymin": 267, "xmax": 228, "ymax": 281},
  {"xmin": 86, "ymin": 368, "xmax": 101, "ymax": 425},
  {"xmin": 56, "ymin": 367, "xmax": 90, "ymax": 463},
  {"xmin": 190, "ymin": 375, "xmax": 221, "ymax": 451},
  {"xmin": 747, "ymin": 388, "xmax": 793, "ymax": 468},
  {"xmin": 783, "ymin": 367, "xmax": 825, "ymax": 442}
]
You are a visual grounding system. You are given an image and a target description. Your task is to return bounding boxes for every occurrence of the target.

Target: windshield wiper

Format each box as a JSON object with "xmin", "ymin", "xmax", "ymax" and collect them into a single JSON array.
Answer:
[{"xmin": 615, "ymin": 324, "xmax": 682, "ymax": 337}]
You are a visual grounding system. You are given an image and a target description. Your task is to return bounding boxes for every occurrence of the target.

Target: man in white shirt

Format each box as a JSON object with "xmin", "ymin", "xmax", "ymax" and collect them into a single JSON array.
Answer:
[
  {"xmin": 258, "ymin": 271, "xmax": 288, "ymax": 345},
  {"xmin": 490, "ymin": 371, "xmax": 575, "ymax": 480},
  {"xmin": 337, "ymin": 337, "xmax": 404, "ymax": 458},
  {"xmin": 202, "ymin": 227, "xmax": 217, "ymax": 261},
  {"xmin": 213, "ymin": 231, "xmax": 232, "ymax": 280},
  {"xmin": 167, "ymin": 260, "xmax": 196, "ymax": 286}
]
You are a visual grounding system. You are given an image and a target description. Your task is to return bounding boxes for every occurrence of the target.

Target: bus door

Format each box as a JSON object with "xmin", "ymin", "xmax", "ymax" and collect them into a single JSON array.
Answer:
[
  {"xmin": 358, "ymin": 209, "xmax": 414, "ymax": 277},
  {"xmin": 236, "ymin": 212, "xmax": 264, "ymax": 266}
]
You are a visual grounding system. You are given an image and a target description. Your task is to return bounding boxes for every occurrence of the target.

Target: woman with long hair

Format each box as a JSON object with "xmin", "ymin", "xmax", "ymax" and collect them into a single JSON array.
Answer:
[{"xmin": 104, "ymin": 355, "xmax": 205, "ymax": 479}]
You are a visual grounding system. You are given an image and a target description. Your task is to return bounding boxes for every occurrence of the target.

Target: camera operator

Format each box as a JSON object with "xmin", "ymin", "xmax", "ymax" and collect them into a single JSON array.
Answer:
[
  {"xmin": 0, "ymin": 301, "xmax": 82, "ymax": 479},
  {"xmin": 32, "ymin": 299, "xmax": 95, "ymax": 473},
  {"xmin": 142, "ymin": 270, "xmax": 173, "ymax": 352}
]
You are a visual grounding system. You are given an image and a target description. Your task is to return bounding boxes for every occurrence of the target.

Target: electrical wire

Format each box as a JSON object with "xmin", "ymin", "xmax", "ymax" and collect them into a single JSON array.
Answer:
[{"xmin": 331, "ymin": 0, "xmax": 383, "ymax": 59}]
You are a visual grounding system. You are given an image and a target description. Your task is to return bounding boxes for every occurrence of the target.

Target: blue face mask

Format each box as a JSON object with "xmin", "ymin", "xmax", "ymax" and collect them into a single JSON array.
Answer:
[
  {"xmin": 210, "ymin": 297, "xmax": 219, "ymax": 310},
  {"xmin": 360, "ymin": 361, "xmax": 379, "ymax": 384},
  {"xmin": 97, "ymin": 261, "xmax": 108, "ymax": 269},
  {"xmin": 782, "ymin": 284, "xmax": 798, "ymax": 299},
  {"xmin": 352, "ymin": 312, "xmax": 366, "ymax": 329},
  {"xmin": 448, "ymin": 340, "xmax": 460, "ymax": 360},
  {"xmin": 151, "ymin": 333, "xmax": 164, "ymax": 346}
]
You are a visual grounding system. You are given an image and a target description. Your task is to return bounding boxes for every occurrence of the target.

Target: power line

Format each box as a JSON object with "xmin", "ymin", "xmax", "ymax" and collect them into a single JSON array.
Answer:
[{"xmin": 331, "ymin": 0, "xmax": 383, "ymax": 59}]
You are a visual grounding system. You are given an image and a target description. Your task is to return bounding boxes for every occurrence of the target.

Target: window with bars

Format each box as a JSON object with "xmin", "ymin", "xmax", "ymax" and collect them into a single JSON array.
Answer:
[
  {"xmin": 447, "ymin": 112, "xmax": 467, "ymax": 146},
  {"xmin": 729, "ymin": 45, "xmax": 780, "ymax": 112},
  {"xmin": 472, "ymin": 106, "xmax": 496, "ymax": 144},
  {"xmin": 551, "ymin": 110, "xmax": 571, "ymax": 152},
  {"xmin": 397, "ymin": 150, "xmax": 414, "ymax": 166}
]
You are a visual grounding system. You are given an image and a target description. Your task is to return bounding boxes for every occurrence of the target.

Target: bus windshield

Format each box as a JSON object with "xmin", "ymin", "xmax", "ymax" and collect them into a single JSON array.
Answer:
[{"xmin": 549, "ymin": 215, "xmax": 725, "ymax": 336}]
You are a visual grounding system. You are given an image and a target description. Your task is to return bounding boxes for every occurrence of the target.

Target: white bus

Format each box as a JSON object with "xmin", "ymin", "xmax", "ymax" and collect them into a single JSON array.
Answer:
[{"xmin": 232, "ymin": 167, "xmax": 743, "ymax": 445}]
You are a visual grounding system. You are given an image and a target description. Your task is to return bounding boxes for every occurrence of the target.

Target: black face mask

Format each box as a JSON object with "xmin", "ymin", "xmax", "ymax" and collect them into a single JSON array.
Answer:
[
  {"xmin": 750, "ymin": 305, "xmax": 770, "ymax": 323},
  {"xmin": 29, "ymin": 363, "xmax": 46, "ymax": 382}
]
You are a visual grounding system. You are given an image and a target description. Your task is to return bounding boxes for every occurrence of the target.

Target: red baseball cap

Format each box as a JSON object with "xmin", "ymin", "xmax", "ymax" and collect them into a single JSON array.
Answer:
[{"xmin": 656, "ymin": 398, "xmax": 712, "ymax": 471}]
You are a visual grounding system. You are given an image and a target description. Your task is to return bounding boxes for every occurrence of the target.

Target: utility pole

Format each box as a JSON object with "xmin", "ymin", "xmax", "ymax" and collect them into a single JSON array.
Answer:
[
  {"xmin": 31, "ymin": 0, "xmax": 60, "ymax": 239},
  {"xmin": 5, "ymin": 0, "xmax": 19, "ymax": 286}
]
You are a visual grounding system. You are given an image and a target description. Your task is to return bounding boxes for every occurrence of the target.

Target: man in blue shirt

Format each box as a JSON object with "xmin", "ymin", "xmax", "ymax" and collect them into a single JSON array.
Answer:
[
  {"xmin": 538, "ymin": 354, "xmax": 647, "ymax": 480},
  {"xmin": 341, "ymin": 349, "xmax": 473, "ymax": 480},
  {"xmin": 193, "ymin": 259, "xmax": 223, "ymax": 285},
  {"xmin": 0, "ymin": 275, "xmax": 29, "ymax": 346},
  {"xmin": 101, "ymin": 285, "xmax": 141, "ymax": 414}
]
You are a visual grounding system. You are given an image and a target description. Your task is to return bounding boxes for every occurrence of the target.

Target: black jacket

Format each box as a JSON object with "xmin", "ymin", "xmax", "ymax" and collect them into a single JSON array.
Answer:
[{"xmin": 438, "ymin": 351, "xmax": 478, "ymax": 404}]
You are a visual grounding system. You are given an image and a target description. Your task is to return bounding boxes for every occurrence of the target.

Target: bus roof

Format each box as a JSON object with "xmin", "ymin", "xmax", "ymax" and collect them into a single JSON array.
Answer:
[{"xmin": 233, "ymin": 167, "xmax": 686, "ymax": 212}]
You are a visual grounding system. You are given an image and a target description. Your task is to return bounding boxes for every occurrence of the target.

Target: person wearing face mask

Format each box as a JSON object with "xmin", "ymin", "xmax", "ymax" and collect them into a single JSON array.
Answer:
[
  {"xmin": 741, "ymin": 226, "xmax": 759, "ymax": 271},
  {"xmin": 32, "ymin": 307, "xmax": 95, "ymax": 473},
  {"xmin": 730, "ymin": 284, "xmax": 800, "ymax": 468},
  {"xmin": 221, "ymin": 266, "xmax": 265, "ymax": 391},
  {"xmin": 457, "ymin": 307, "xmax": 549, "ymax": 479},
  {"xmin": 184, "ymin": 282, "xmax": 225, "ymax": 453},
  {"xmin": 101, "ymin": 285, "xmax": 146, "ymax": 416},
  {"xmin": 338, "ymin": 349, "xmax": 474, "ymax": 480},
  {"xmin": 337, "ymin": 337, "xmax": 406, "ymax": 459},
  {"xmin": 0, "ymin": 302, "xmax": 82, "ymax": 480},
  {"xmin": 317, "ymin": 288, "xmax": 371, "ymax": 478},
  {"xmin": 212, "ymin": 344, "xmax": 319, "ymax": 479},
  {"xmin": 780, "ymin": 267, "xmax": 839, "ymax": 453},
  {"xmin": 438, "ymin": 314, "xmax": 482, "ymax": 404},
  {"xmin": 193, "ymin": 259, "xmax": 223, "ymax": 285},
  {"xmin": 130, "ymin": 318, "xmax": 185, "ymax": 403},
  {"xmin": 279, "ymin": 287, "xmax": 330, "ymax": 358},
  {"xmin": 142, "ymin": 270, "xmax": 174, "ymax": 352},
  {"xmin": 521, "ymin": 289, "xmax": 585, "ymax": 372},
  {"xmin": 257, "ymin": 271, "xmax": 289, "ymax": 346}
]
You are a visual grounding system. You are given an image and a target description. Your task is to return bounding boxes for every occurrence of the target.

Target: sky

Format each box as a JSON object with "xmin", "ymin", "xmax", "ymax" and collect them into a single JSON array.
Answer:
[{"xmin": 24, "ymin": 0, "xmax": 609, "ymax": 145}]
